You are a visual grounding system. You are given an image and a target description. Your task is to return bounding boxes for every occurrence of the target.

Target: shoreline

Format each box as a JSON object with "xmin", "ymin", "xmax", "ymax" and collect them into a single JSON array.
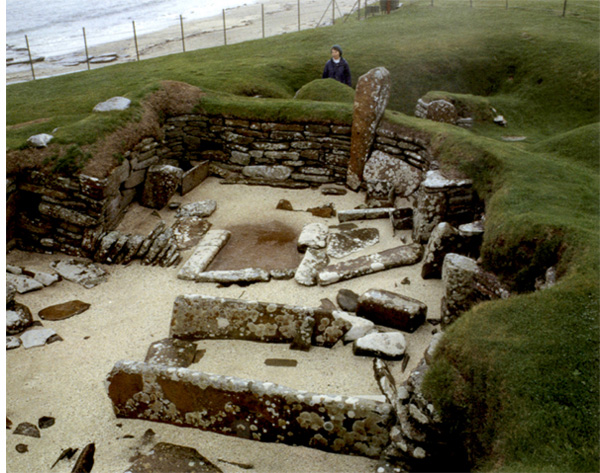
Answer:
[{"xmin": 7, "ymin": 0, "xmax": 360, "ymax": 84}]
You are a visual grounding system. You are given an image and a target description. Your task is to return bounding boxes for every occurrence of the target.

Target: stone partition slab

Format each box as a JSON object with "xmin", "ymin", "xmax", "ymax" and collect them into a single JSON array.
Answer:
[
  {"xmin": 177, "ymin": 230, "xmax": 231, "ymax": 280},
  {"xmin": 318, "ymin": 243, "xmax": 424, "ymax": 286},
  {"xmin": 170, "ymin": 294, "xmax": 350, "ymax": 347},
  {"xmin": 106, "ymin": 360, "xmax": 393, "ymax": 458}
]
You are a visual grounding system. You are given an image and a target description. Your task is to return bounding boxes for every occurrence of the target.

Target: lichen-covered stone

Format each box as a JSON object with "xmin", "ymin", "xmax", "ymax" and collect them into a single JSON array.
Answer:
[
  {"xmin": 6, "ymin": 303, "xmax": 34, "ymax": 335},
  {"xmin": 338, "ymin": 208, "xmax": 395, "ymax": 223},
  {"xmin": 145, "ymin": 338, "xmax": 197, "ymax": 368},
  {"xmin": 421, "ymin": 222, "xmax": 462, "ymax": 279},
  {"xmin": 242, "ymin": 165, "xmax": 292, "ymax": 181},
  {"xmin": 327, "ymin": 227, "xmax": 380, "ymax": 259},
  {"xmin": 177, "ymin": 230, "xmax": 231, "ymax": 280},
  {"xmin": 363, "ymin": 150, "xmax": 423, "ymax": 198},
  {"xmin": 318, "ymin": 243, "xmax": 423, "ymax": 286},
  {"xmin": 295, "ymin": 248, "xmax": 329, "ymax": 287},
  {"xmin": 175, "ymin": 200, "xmax": 217, "ymax": 219},
  {"xmin": 50, "ymin": 259, "xmax": 108, "ymax": 289},
  {"xmin": 106, "ymin": 360, "xmax": 393, "ymax": 458},
  {"xmin": 297, "ymin": 222, "xmax": 328, "ymax": 253},
  {"xmin": 6, "ymin": 273, "xmax": 44, "ymax": 294},
  {"xmin": 170, "ymin": 295, "xmax": 350, "ymax": 348},
  {"xmin": 353, "ymin": 332, "xmax": 406, "ymax": 360},
  {"xmin": 357, "ymin": 289, "xmax": 427, "ymax": 333},
  {"xmin": 141, "ymin": 165, "xmax": 183, "ymax": 210},
  {"xmin": 189, "ymin": 269, "xmax": 271, "ymax": 285}
]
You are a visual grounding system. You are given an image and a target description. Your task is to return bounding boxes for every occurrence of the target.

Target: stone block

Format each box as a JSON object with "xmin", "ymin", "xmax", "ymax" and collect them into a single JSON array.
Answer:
[
  {"xmin": 145, "ymin": 338, "xmax": 197, "ymax": 368},
  {"xmin": 106, "ymin": 360, "xmax": 392, "ymax": 458},
  {"xmin": 338, "ymin": 208, "xmax": 395, "ymax": 222},
  {"xmin": 141, "ymin": 165, "xmax": 183, "ymax": 210},
  {"xmin": 177, "ymin": 230, "xmax": 231, "ymax": 280},
  {"xmin": 357, "ymin": 289, "xmax": 427, "ymax": 333},
  {"xmin": 297, "ymin": 222, "xmax": 328, "ymax": 253},
  {"xmin": 181, "ymin": 161, "xmax": 209, "ymax": 195},
  {"xmin": 170, "ymin": 294, "xmax": 350, "ymax": 347}
]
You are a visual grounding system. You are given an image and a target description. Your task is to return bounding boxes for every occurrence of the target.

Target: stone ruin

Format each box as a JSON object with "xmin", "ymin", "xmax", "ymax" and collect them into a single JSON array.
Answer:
[{"xmin": 7, "ymin": 68, "xmax": 513, "ymax": 471}]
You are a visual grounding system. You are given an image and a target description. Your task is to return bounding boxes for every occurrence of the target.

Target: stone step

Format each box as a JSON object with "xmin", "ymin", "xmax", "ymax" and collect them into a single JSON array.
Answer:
[{"xmin": 317, "ymin": 243, "xmax": 423, "ymax": 286}]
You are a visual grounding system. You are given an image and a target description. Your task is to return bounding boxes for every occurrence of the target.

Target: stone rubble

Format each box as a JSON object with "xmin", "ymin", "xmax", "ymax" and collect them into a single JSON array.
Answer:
[
  {"xmin": 356, "ymin": 289, "xmax": 427, "ymax": 333},
  {"xmin": 50, "ymin": 259, "xmax": 108, "ymax": 288}
]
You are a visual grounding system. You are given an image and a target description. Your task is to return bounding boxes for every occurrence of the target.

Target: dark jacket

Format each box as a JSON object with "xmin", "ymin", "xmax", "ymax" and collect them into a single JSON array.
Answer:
[{"xmin": 322, "ymin": 58, "xmax": 351, "ymax": 87}]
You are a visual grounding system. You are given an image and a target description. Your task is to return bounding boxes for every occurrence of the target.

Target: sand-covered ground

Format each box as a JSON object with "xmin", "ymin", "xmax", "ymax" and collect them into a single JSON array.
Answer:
[
  {"xmin": 6, "ymin": 177, "xmax": 444, "ymax": 472},
  {"xmin": 7, "ymin": 0, "xmax": 362, "ymax": 84}
]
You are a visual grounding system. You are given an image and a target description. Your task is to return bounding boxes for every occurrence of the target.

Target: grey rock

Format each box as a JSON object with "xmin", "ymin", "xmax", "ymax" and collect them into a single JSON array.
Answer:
[
  {"xmin": 145, "ymin": 338, "xmax": 197, "ymax": 368},
  {"xmin": 6, "ymin": 273, "xmax": 44, "ymax": 294},
  {"xmin": 421, "ymin": 222, "xmax": 462, "ymax": 279},
  {"xmin": 190, "ymin": 268, "xmax": 271, "ymax": 285},
  {"xmin": 13, "ymin": 422, "xmax": 40, "ymax": 438},
  {"xmin": 172, "ymin": 217, "xmax": 212, "ymax": 251},
  {"xmin": 338, "ymin": 208, "xmax": 395, "ymax": 222},
  {"xmin": 364, "ymin": 150, "xmax": 423, "ymax": 197},
  {"xmin": 141, "ymin": 165, "xmax": 183, "ymax": 210},
  {"xmin": 7, "ymin": 281, "xmax": 17, "ymax": 305},
  {"xmin": 337, "ymin": 288, "xmax": 360, "ymax": 312},
  {"xmin": 334, "ymin": 311, "xmax": 376, "ymax": 342},
  {"xmin": 353, "ymin": 332, "xmax": 407, "ymax": 359},
  {"xmin": 7, "ymin": 336, "xmax": 21, "ymax": 350},
  {"xmin": 27, "ymin": 133, "xmax": 53, "ymax": 147},
  {"xmin": 93, "ymin": 96, "xmax": 130, "ymax": 112},
  {"xmin": 20, "ymin": 328, "xmax": 58, "ymax": 349},
  {"xmin": 175, "ymin": 200, "xmax": 217, "ymax": 219},
  {"xmin": 270, "ymin": 268, "xmax": 296, "ymax": 280},
  {"xmin": 177, "ymin": 230, "xmax": 231, "ymax": 280},
  {"xmin": 327, "ymin": 227, "xmax": 380, "ymax": 259},
  {"xmin": 50, "ymin": 259, "xmax": 108, "ymax": 289},
  {"xmin": 321, "ymin": 185, "xmax": 347, "ymax": 196},
  {"xmin": 297, "ymin": 222, "xmax": 328, "ymax": 252},
  {"xmin": 6, "ymin": 264, "xmax": 22, "ymax": 275},
  {"xmin": 294, "ymin": 248, "xmax": 329, "ymax": 286},
  {"xmin": 242, "ymin": 165, "xmax": 292, "ymax": 181},
  {"xmin": 357, "ymin": 289, "xmax": 427, "ymax": 333},
  {"xmin": 32, "ymin": 271, "xmax": 60, "ymax": 287},
  {"xmin": 7, "ymin": 302, "xmax": 34, "ymax": 335}
]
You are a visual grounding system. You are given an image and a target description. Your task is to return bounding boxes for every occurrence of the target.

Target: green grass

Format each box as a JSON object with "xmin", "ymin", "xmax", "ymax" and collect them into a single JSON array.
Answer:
[{"xmin": 6, "ymin": 2, "xmax": 600, "ymax": 472}]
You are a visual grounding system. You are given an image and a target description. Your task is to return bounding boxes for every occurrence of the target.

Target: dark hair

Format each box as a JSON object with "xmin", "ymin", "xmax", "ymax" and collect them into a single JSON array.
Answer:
[{"xmin": 331, "ymin": 44, "xmax": 343, "ymax": 56}]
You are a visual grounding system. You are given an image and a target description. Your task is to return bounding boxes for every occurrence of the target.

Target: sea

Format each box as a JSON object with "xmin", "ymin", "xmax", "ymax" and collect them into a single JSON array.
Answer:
[{"xmin": 6, "ymin": 0, "xmax": 259, "ymax": 59}]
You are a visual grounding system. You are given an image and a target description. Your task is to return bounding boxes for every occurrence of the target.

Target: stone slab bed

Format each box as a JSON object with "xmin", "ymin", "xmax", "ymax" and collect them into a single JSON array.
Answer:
[
  {"xmin": 170, "ymin": 294, "xmax": 351, "ymax": 348},
  {"xmin": 106, "ymin": 360, "xmax": 393, "ymax": 458},
  {"xmin": 317, "ymin": 243, "xmax": 423, "ymax": 286}
]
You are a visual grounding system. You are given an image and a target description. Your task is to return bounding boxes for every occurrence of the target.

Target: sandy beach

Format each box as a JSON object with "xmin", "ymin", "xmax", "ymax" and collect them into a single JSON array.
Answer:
[
  {"xmin": 7, "ymin": 0, "xmax": 362, "ymax": 84},
  {"xmin": 6, "ymin": 177, "xmax": 443, "ymax": 472}
]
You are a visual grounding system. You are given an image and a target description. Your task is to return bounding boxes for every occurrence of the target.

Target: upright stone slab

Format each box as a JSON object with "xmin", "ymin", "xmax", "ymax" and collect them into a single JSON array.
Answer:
[
  {"xmin": 318, "ymin": 243, "xmax": 423, "ymax": 286},
  {"xmin": 107, "ymin": 361, "xmax": 393, "ymax": 458},
  {"xmin": 141, "ymin": 165, "xmax": 183, "ymax": 210},
  {"xmin": 356, "ymin": 289, "xmax": 427, "ymax": 333},
  {"xmin": 441, "ymin": 253, "xmax": 510, "ymax": 326},
  {"xmin": 347, "ymin": 67, "xmax": 392, "ymax": 190},
  {"xmin": 363, "ymin": 150, "xmax": 423, "ymax": 198},
  {"xmin": 177, "ymin": 230, "xmax": 231, "ymax": 281},
  {"xmin": 421, "ymin": 222, "xmax": 462, "ymax": 279},
  {"xmin": 170, "ymin": 295, "xmax": 350, "ymax": 347},
  {"xmin": 294, "ymin": 248, "xmax": 329, "ymax": 287}
]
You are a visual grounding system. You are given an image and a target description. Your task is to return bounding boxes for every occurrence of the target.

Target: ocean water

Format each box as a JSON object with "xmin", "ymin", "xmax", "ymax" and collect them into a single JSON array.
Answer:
[{"xmin": 6, "ymin": 0, "xmax": 259, "ymax": 58}]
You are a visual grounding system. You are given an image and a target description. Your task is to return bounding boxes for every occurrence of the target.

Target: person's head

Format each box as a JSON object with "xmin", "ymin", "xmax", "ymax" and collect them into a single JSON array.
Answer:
[{"xmin": 331, "ymin": 45, "xmax": 342, "ymax": 60}]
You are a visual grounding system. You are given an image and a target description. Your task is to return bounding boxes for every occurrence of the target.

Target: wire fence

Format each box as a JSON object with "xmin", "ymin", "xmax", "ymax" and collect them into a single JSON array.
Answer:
[{"xmin": 7, "ymin": 0, "xmax": 597, "ymax": 84}]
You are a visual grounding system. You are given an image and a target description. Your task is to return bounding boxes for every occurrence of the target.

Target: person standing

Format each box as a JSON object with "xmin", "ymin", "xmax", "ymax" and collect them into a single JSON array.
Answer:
[{"xmin": 322, "ymin": 44, "xmax": 351, "ymax": 87}]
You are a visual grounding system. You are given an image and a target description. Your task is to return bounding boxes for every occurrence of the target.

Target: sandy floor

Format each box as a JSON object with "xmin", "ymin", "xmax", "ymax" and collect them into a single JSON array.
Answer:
[
  {"xmin": 6, "ymin": 177, "xmax": 444, "ymax": 472},
  {"xmin": 7, "ymin": 0, "xmax": 362, "ymax": 84}
]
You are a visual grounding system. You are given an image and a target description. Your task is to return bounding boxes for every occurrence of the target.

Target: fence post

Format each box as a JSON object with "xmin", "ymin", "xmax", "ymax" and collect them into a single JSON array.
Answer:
[
  {"xmin": 262, "ymin": 4, "xmax": 265, "ymax": 38},
  {"xmin": 82, "ymin": 27, "xmax": 90, "ymax": 71},
  {"xmin": 562, "ymin": 0, "xmax": 567, "ymax": 16},
  {"xmin": 298, "ymin": 0, "xmax": 301, "ymax": 31},
  {"xmin": 24, "ymin": 35, "xmax": 35, "ymax": 81},
  {"xmin": 132, "ymin": 21, "xmax": 140, "ymax": 61},
  {"xmin": 180, "ymin": 15, "xmax": 186, "ymax": 52},
  {"xmin": 223, "ymin": 9, "xmax": 227, "ymax": 45}
]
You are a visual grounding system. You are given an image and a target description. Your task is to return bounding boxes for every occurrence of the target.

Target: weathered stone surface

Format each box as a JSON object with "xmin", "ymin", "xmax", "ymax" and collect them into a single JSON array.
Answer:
[
  {"xmin": 365, "ymin": 179, "xmax": 395, "ymax": 208},
  {"xmin": 421, "ymin": 222, "xmax": 462, "ymax": 279},
  {"xmin": 242, "ymin": 165, "xmax": 292, "ymax": 181},
  {"xmin": 7, "ymin": 336, "xmax": 21, "ymax": 350},
  {"xmin": 171, "ymin": 217, "xmax": 212, "ymax": 251},
  {"xmin": 276, "ymin": 199, "xmax": 294, "ymax": 211},
  {"xmin": 327, "ymin": 227, "xmax": 380, "ymax": 259},
  {"xmin": 425, "ymin": 332, "xmax": 444, "ymax": 364},
  {"xmin": 137, "ymin": 221, "xmax": 166, "ymax": 259},
  {"xmin": 119, "ymin": 234, "xmax": 146, "ymax": 264},
  {"xmin": 295, "ymin": 248, "xmax": 329, "ymax": 287},
  {"xmin": 7, "ymin": 281, "xmax": 17, "ymax": 305},
  {"xmin": 6, "ymin": 273, "xmax": 44, "ymax": 294},
  {"xmin": 72, "ymin": 443, "xmax": 95, "ymax": 473},
  {"xmin": 306, "ymin": 203, "xmax": 336, "ymax": 219},
  {"xmin": 441, "ymin": 253, "xmax": 510, "ymax": 326},
  {"xmin": 318, "ymin": 243, "xmax": 423, "ymax": 286},
  {"xmin": 297, "ymin": 222, "xmax": 328, "ymax": 253},
  {"xmin": 458, "ymin": 220, "xmax": 485, "ymax": 257},
  {"xmin": 20, "ymin": 327, "xmax": 59, "ymax": 349},
  {"xmin": 141, "ymin": 165, "xmax": 183, "ymax": 210},
  {"xmin": 177, "ymin": 230, "xmax": 231, "ymax": 280},
  {"xmin": 27, "ymin": 133, "xmax": 53, "ymax": 147},
  {"xmin": 50, "ymin": 259, "xmax": 108, "ymax": 289},
  {"xmin": 175, "ymin": 200, "xmax": 217, "ymax": 219},
  {"xmin": 334, "ymin": 311, "xmax": 376, "ymax": 342},
  {"xmin": 357, "ymin": 289, "xmax": 427, "ymax": 333},
  {"xmin": 170, "ymin": 295, "xmax": 350, "ymax": 347},
  {"xmin": 145, "ymin": 338, "xmax": 197, "ymax": 368},
  {"xmin": 181, "ymin": 161, "xmax": 209, "ymax": 195},
  {"xmin": 13, "ymin": 422, "xmax": 40, "ymax": 438},
  {"xmin": 125, "ymin": 442, "xmax": 222, "ymax": 473},
  {"xmin": 93, "ymin": 96, "xmax": 130, "ymax": 112},
  {"xmin": 94, "ymin": 230, "xmax": 121, "ymax": 262},
  {"xmin": 337, "ymin": 288, "xmax": 360, "ymax": 312},
  {"xmin": 32, "ymin": 271, "xmax": 60, "ymax": 287},
  {"xmin": 338, "ymin": 208, "xmax": 395, "ymax": 222},
  {"xmin": 7, "ymin": 303, "xmax": 34, "ymax": 335},
  {"xmin": 347, "ymin": 67, "xmax": 392, "ymax": 190},
  {"xmin": 39, "ymin": 202, "xmax": 98, "ymax": 227},
  {"xmin": 38, "ymin": 300, "xmax": 90, "ymax": 321},
  {"xmin": 270, "ymin": 268, "xmax": 296, "ymax": 280},
  {"xmin": 190, "ymin": 268, "xmax": 271, "ymax": 285},
  {"xmin": 363, "ymin": 150, "xmax": 423, "ymax": 197},
  {"xmin": 373, "ymin": 358, "xmax": 403, "ymax": 416},
  {"xmin": 415, "ymin": 98, "xmax": 458, "ymax": 124},
  {"xmin": 143, "ymin": 228, "xmax": 173, "ymax": 265},
  {"xmin": 321, "ymin": 185, "xmax": 347, "ymax": 196},
  {"xmin": 290, "ymin": 316, "xmax": 315, "ymax": 351},
  {"xmin": 353, "ymin": 332, "xmax": 407, "ymax": 359},
  {"xmin": 107, "ymin": 360, "xmax": 393, "ymax": 458},
  {"xmin": 391, "ymin": 208, "xmax": 414, "ymax": 230}
]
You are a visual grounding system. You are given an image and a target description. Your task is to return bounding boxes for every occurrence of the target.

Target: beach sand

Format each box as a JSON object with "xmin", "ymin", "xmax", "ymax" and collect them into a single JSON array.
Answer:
[
  {"xmin": 7, "ymin": 0, "xmax": 363, "ymax": 84},
  {"xmin": 6, "ymin": 177, "xmax": 443, "ymax": 472}
]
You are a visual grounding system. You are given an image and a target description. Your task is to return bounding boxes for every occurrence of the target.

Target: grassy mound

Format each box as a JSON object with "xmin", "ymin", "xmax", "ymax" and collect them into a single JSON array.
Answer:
[
  {"xmin": 6, "ymin": 2, "xmax": 599, "ymax": 471},
  {"xmin": 294, "ymin": 78, "xmax": 355, "ymax": 103}
]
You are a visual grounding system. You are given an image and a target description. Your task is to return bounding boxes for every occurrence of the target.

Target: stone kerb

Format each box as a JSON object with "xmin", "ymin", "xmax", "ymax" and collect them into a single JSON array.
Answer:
[{"xmin": 106, "ymin": 360, "xmax": 393, "ymax": 458}]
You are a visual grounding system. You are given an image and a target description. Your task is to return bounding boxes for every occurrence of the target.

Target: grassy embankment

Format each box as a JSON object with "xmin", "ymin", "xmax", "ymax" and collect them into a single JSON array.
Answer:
[{"xmin": 6, "ymin": 1, "xmax": 599, "ymax": 471}]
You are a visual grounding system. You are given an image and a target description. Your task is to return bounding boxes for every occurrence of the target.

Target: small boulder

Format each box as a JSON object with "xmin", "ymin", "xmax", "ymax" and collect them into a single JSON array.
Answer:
[
  {"xmin": 357, "ymin": 289, "xmax": 427, "ymax": 333},
  {"xmin": 175, "ymin": 200, "xmax": 217, "ymax": 219},
  {"xmin": 297, "ymin": 222, "xmax": 328, "ymax": 253},
  {"xmin": 27, "ymin": 133, "xmax": 53, "ymax": 148},
  {"xmin": 145, "ymin": 338, "xmax": 197, "ymax": 368},
  {"xmin": 93, "ymin": 96, "xmax": 130, "ymax": 112},
  {"xmin": 294, "ymin": 248, "xmax": 329, "ymax": 286},
  {"xmin": 336, "ymin": 288, "xmax": 360, "ymax": 312},
  {"xmin": 125, "ymin": 442, "xmax": 222, "ymax": 472},
  {"xmin": 38, "ymin": 300, "xmax": 90, "ymax": 321},
  {"xmin": 13, "ymin": 422, "xmax": 40, "ymax": 438},
  {"xmin": 6, "ymin": 302, "xmax": 34, "ymax": 335},
  {"xmin": 326, "ymin": 227, "xmax": 380, "ymax": 259},
  {"xmin": 7, "ymin": 336, "xmax": 21, "ymax": 350},
  {"xmin": 20, "ymin": 328, "xmax": 59, "ymax": 349},
  {"xmin": 276, "ymin": 199, "xmax": 294, "ymax": 210},
  {"xmin": 6, "ymin": 273, "xmax": 44, "ymax": 294},
  {"xmin": 363, "ymin": 150, "xmax": 423, "ymax": 198},
  {"xmin": 353, "ymin": 332, "xmax": 407, "ymax": 359},
  {"xmin": 50, "ymin": 259, "xmax": 107, "ymax": 289},
  {"xmin": 242, "ymin": 165, "xmax": 292, "ymax": 181},
  {"xmin": 334, "ymin": 311, "xmax": 376, "ymax": 342}
]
